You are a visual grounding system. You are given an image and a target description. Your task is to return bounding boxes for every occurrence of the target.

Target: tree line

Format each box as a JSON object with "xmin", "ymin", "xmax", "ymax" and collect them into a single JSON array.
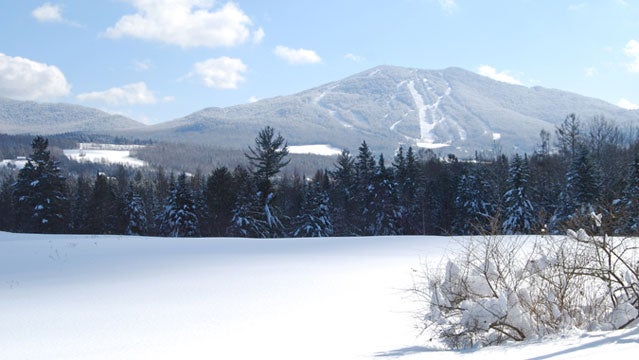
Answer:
[{"xmin": 2, "ymin": 115, "xmax": 639, "ymax": 237}]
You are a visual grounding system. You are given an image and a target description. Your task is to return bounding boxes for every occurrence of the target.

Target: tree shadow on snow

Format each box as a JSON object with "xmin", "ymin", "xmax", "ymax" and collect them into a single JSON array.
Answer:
[
  {"xmin": 374, "ymin": 346, "xmax": 445, "ymax": 357},
  {"xmin": 526, "ymin": 327, "xmax": 639, "ymax": 360}
]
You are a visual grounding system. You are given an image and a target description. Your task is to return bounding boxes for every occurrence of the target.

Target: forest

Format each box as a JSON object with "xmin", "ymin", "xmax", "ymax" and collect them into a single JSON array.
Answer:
[{"xmin": 2, "ymin": 114, "xmax": 639, "ymax": 238}]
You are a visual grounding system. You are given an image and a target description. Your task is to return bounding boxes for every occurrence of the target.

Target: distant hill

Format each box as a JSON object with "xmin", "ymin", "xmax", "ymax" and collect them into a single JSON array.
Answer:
[
  {"xmin": 135, "ymin": 66, "xmax": 639, "ymax": 155},
  {"xmin": 0, "ymin": 97, "xmax": 145, "ymax": 135}
]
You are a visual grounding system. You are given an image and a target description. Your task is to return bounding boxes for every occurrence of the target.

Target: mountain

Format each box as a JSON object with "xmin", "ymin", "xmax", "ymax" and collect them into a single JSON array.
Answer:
[
  {"xmin": 0, "ymin": 97, "xmax": 145, "ymax": 135},
  {"xmin": 138, "ymin": 66, "xmax": 639, "ymax": 156}
]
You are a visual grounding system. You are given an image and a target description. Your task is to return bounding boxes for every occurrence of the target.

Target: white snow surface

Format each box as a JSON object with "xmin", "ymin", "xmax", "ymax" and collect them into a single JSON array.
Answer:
[
  {"xmin": 288, "ymin": 144, "xmax": 342, "ymax": 156},
  {"xmin": 64, "ymin": 149, "xmax": 146, "ymax": 167},
  {"xmin": 1, "ymin": 232, "xmax": 638, "ymax": 360},
  {"xmin": 0, "ymin": 158, "xmax": 28, "ymax": 169}
]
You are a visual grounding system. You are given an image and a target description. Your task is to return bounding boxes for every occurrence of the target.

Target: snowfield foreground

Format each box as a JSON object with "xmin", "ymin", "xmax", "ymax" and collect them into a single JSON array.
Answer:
[{"xmin": 1, "ymin": 232, "xmax": 637, "ymax": 359}]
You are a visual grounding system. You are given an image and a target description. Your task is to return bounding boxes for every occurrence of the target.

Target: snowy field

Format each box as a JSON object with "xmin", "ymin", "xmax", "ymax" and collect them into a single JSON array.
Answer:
[
  {"xmin": 1, "ymin": 232, "xmax": 637, "ymax": 359},
  {"xmin": 62, "ymin": 143, "xmax": 148, "ymax": 167},
  {"xmin": 288, "ymin": 144, "xmax": 342, "ymax": 156}
]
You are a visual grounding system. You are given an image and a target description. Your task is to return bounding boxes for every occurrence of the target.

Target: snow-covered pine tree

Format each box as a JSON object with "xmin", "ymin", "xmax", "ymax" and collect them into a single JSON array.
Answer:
[
  {"xmin": 453, "ymin": 171, "xmax": 496, "ymax": 235},
  {"xmin": 366, "ymin": 154, "xmax": 400, "ymax": 235},
  {"xmin": 68, "ymin": 174, "xmax": 91, "ymax": 234},
  {"xmin": 13, "ymin": 136, "xmax": 68, "ymax": 233},
  {"xmin": 354, "ymin": 141, "xmax": 377, "ymax": 235},
  {"xmin": 293, "ymin": 180, "xmax": 334, "ymax": 237},
  {"xmin": 87, "ymin": 173, "xmax": 125, "ymax": 234},
  {"xmin": 0, "ymin": 174, "xmax": 15, "ymax": 231},
  {"xmin": 330, "ymin": 149, "xmax": 358, "ymax": 235},
  {"xmin": 554, "ymin": 145, "xmax": 601, "ymax": 229},
  {"xmin": 228, "ymin": 127, "xmax": 289, "ymax": 238},
  {"xmin": 617, "ymin": 153, "xmax": 639, "ymax": 234},
  {"xmin": 159, "ymin": 172, "xmax": 200, "ymax": 237},
  {"xmin": 393, "ymin": 146, "xmax": 420, "ymax": 234},
  {"xmin": 124, "ymin": 184, "xmax": 148, "ymax": 236},
  {"xmin": 502, "ymin": 154, "xmax": 537, "ymax": 234}
]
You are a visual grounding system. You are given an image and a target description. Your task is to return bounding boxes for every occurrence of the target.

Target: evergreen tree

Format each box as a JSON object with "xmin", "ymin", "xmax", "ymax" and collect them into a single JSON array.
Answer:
[
  {"xmin": 87, "ymin": 173, "xmax": 124, "ymax": 234},
  {"xmin": 330, "ymin": 150, "xmax": 357, "ymax": 235},
  {"xmin": 0, "ymin": 175, "xmax": 15, "ymax": 231},
  {"xmin": 229, "ymin": 127, "xmax": 289, "ymax": 238},
  {"xmin": 68, "ymin": 174, "xmax": 91, "ymax": 234},
  {"xmin": 160, "ymin": 172, "xmax": 200, "ymax": 237},
  {"xmin": 394, "ymin": 146, "xmax": 420, "ymax": 234},
  {"xmin": 617, "ymin": 154, "xmax": 639, "ymax": 234},
  {"xmin": 502, "ymin": 154, "xmax": 537, "ymax": 234},
  {"xmin": 204, "ymin": 166, "xmax": 236, "ymax": 236},
  {"xmin": 554, "ymin": 145, "xmax": 601, "ymax": 228},
  {"xmin": 366, "ymin": 154, "xmax": 400, "ymax": 235},
  {"xmin": 293, "ymin": 180, "xmax": 334, "ymax": 237},
  {"xmin": 13, "ymin": 136, "xmax": 68, "ymax": 233},
  {"xmin": 124, "ymin": 184, "xmax": 148, "ymax": 235},
  {"xmin": 453, "ymin": 171, "xmax": 496, "ymax": 235},
  {"xmin": 354, "ymin": 141, "xmax": 377, "ymax": 234}
]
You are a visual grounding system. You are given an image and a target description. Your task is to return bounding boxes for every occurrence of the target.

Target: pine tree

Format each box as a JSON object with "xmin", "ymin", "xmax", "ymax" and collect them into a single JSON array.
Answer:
[
  {"xmin": 229, "ymin": 127, "xmax": 289, "ymax": 238},
  {"xmin": 454, "ymin": 171, "xmax": 496, "ymax": 235},
  {"xmin": 394, "ymin": 146, "xmax": 420, "ymax": 234},
  {"xmin": 617, "ymin": 154, "xmax": 639, "ymax": 234},
  {"xmin": 554, "ymin": 145, "xmax": 601, "ymax": 228},
  {"xmin": 330, "ymin": 150, "xmax": 357, "ymax": 235},
  {"xmin": 68, "ymin": 174, "xmax": 91, "ymax": 234},
  {"xmin": 124, "ymin": 184, "xmax": 148, "ymax": 235},
  {"xmin": 354, "ymin": 141, "xmax": 377, "ymax": 234},
  {"xmin": 502, "ymin": 154, "xmax": 537, "ymax": 234},
  {"xmin": 160, "ymin": 172, "xmax": 200, "ymax": 237},
  {"xmin": 87, "ymin": 173, "xmax": 123, "ymax": 234},
  {"xmin": 13, "ymin": 136, "xmax": 68, "ymax": 233},
  {"xmin": 204, "ymin": 166, "xmax": 236, "ymax": 236},
  {"xmin": 293, "ymin": 180, "xmax": 334, "ymax": 237},
  {"xmin": 365, "ymin": 154, "xmax": 400, "ymax": 235},
  {"xmin": 0, "ymin": 174, "xmax": 15, "ymax": 231}
]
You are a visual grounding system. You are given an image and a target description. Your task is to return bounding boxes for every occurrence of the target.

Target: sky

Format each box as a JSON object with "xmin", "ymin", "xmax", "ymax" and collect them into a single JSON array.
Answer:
[{"xmin": 1, "ymin": 0, "xmax": 639, "ymax": 125}]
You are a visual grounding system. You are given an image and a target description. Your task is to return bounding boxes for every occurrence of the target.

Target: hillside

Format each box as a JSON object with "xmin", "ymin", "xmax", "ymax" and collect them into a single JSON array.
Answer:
[
  {"xmin": 137, "ymin": 66, "xmax": 639, "ymax": 155},
  {"xmin": 0, "ymin": 97, "xmax": 145, "ymax": 135}
]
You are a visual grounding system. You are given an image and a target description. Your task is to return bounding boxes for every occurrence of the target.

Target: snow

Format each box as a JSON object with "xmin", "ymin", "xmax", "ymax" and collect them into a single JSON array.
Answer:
[
  {"xmin": 63, "ymin": 143, "xmax": 147, "ymax": 167},
  {"xmin": 288, "ymin": 144, "xmax": 342, "ymax": 156},
  {"xmin": 493, "ymin": 132, "xmax": 502, "ymax": 141},
  {"xmin": 1, "ymin": 232, "xmax": 637, "ymax": 359},
  {"xmin": 0, "ymin": 158, "xmax": 28, "ymax": 169}
]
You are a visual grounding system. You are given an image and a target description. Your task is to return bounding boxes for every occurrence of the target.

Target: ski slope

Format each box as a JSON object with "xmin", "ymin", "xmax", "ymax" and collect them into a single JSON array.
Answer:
[{"xmin": 1, "ymin": 232, "xmax": 637, "ymax": 359}]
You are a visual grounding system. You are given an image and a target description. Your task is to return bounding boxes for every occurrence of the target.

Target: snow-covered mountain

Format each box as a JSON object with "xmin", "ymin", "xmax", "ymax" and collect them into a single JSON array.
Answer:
[
  {"xmin": 139, "ymin": 66, "xmax": 639, "ymax": 155},
  {"xmin": 0, "ymin": 97, "xmax": 145, "ymax": 135}
]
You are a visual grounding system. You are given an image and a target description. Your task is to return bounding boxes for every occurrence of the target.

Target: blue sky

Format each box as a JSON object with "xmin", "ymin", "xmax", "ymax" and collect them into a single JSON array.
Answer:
[{"xmin": 1, "ymin": 0, "xmax": 638, "ymax": 124}]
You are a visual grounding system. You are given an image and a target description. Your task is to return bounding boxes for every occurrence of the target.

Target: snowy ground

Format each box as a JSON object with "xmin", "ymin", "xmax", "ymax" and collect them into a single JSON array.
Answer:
[
  {"xmin": 63, "ymin": 148, "xmax": 146, "ymax": 167},
  {"xmin": 1, "ymin": 233, "xmax": 637, "ymax": 359},
  {"xmin": 288, "ymin": 144, "xmax": 342, "ymax": 156}
]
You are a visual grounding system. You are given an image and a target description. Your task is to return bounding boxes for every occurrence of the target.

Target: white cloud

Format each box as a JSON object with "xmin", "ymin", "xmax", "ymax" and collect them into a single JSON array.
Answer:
[
  {"xmin": 344, "ymin": 53, "xmax": 365, "ymax": 63},
  {"xmin": 624, "ymin": 39, "xmax": 639, "ymax": 73},
  {"xmin": 32, "ymin": 3, "xmax": 63, "ymax": 22},
  {"xmin": 252, "ymin": 27, "xmax": 265, "ymax": 44},
  {"xmin": 477, "ymin": 65, "xmax": 523, "ymax": 85},
  {"xmin": 274, "ymin": 46, "xmax": 322, "ymax": 65},
  {"xmin": 618, "ymin": 98, "xmax": 639, "ymax": 110},
  {"xmin": 32, "ymin": 2, "xmax": 81, "ymax": 27},
  {"xmin": 585, "ymin": 66, "xmax": 597, "ymax": 77},
  {"xmin": 189, "ymin": 57, "xmax": 247, "ymax": 89},
  {"xmin": 133, "ymin": 59, "xmax": 154, "ymax": 71},
  {"xmin": 0, "ymin": 53, "xmax": 71, "ymax": 101},
  {"xmin": 248, "ymin": 96, "xmax": 259, "ymax": 103},
  {"xmin": 438, "ymin": 0, "xmax": 458, "ymax": 12},
  {"xmin": 104, "ymin": 0, "xmax": 260, "ymax": 48},
  {"xmin": 76, "ymin": 82, "xmax": 157, "ymax": 105}
]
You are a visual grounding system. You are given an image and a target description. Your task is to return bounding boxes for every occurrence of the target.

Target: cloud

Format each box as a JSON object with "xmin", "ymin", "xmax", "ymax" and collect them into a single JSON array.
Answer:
[
  {"xmin": 32, "ymin": 2, "xmax": 81, "ymax": 27},
  {"xmin": 618, "ymin": 98, "xmax": 639, "ymax": 110},
  {"xmin": 104, "ymin": 0, "xmax": 261, "ymax": 48},
  {"xmin": 477, "ymin": 65, "xmax": 523, "ymax": 85},
  {"xmin": 248, "ymin": 96, "xmax": 259, "ymax": 103},
  {"xmin": 344, "ymin": 53, "xmax": 365, "ymax": 63},
  {"xmin": 585, "ymin": 67, "xmax": 597, "ymax": 77},
  {"xmin": 133, "ymin": 59, "xmax": 154, "ymax": 71},
  {"xmin": 438, "ymin": 0, "xmax": 458, "ymax": 12},
  {"xmin": 624, "ymin": 39, "xmax": 639, "ymax": 72},
  {"xmin": 188, "ymin": 57, "xmax": 247, "ymax": 89},
  {"xmin": 0, "ymin": 53, "xmax": 71, "ymax": 101},
  {"xmin": 274, "ymin": 46, "xmax": 322, "ymax": 65},
  {"xmin": 76, "ymin": 82, "xmax": 157, "ymax": 105},
  {"xmin": 32, "ymin": 3, "xmax": 63, "ymax": 22}
]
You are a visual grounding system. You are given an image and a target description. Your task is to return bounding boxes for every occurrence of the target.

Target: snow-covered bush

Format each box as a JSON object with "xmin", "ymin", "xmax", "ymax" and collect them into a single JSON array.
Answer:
[{"xmin": 417, "ymin": 218, "xmax": 639, "ymax": 349}]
